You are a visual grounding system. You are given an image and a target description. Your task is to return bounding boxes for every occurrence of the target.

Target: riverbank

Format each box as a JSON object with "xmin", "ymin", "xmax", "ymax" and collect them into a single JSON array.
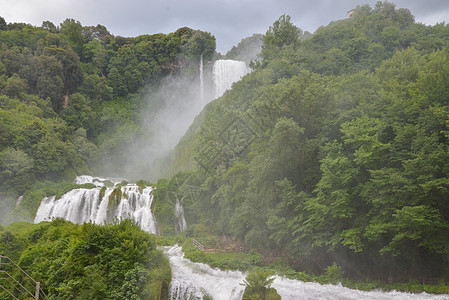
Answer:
[
  {"xmin": 163, "ymin": 243, "xmax": 449, "ymax": 300},
  {"xmin": 157, "ymin": 234, "xmax": 449, "ymax": 295}
]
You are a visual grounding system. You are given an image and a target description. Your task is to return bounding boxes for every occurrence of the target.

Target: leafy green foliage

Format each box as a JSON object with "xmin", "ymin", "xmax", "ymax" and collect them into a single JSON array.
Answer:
[
  {"xmin": 226, "ymin": 34, "xmax": 263, "ymax": 64},
  {"xmin": 241, "ymin": 270, "xmax": 279, "ymax": 300},
  {"xmin": 3, "ymin": 1, "xmax": 449, "ymax": 288},
  {"xmin": 165, "ymin": 3, "xmax": 449, "ymax": 283},
  {"xmin": 263, "ymin": 15, "xmax": 301, "ymax": 47},
  {"xmin": 0, "ymin": 16, "xmax": 216, "ymax": 198},
  {"xmin": 323, "ymin": 263, "xmax": 344, "ymax": 284},
  {"xmin": 0, "ymin": 219, "xmax": 171, "ymax": 299}
]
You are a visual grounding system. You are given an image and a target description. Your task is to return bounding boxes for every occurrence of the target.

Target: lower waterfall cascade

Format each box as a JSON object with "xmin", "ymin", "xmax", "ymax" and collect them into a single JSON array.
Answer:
[
  {"xmin": 34, "ymin": 175, "xmax": 158, "ymax": 234},
  {"xmin": 32, "ymin": 180, "xmax": 449, "ymax": 299}
]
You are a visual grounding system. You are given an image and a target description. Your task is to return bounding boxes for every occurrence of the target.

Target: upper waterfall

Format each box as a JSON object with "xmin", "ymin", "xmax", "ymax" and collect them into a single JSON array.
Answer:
[{"xmin": 213, "ymin": 59, "xmax": 250, "ymax": 99}]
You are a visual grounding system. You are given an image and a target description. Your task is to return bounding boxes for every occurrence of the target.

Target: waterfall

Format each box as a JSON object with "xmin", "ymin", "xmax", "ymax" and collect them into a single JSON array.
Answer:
[
  {"xmin": 163, "ymin": 245, "xmax": 448, "ymax": 300},
  {"xmin": 34, "ymin": 176, "xmax": 158, "ymax": 234},
  {"xmin": 15, "ymin": 195, "xmax": 23, "ymax": 207},
  {"xmin": 174, "ymin": 198, "xmax": 187, "ymax": 233},
  {"xmin": 165, "ymin": 245, "xmax": 245, "ymax": 300},
  {"xmin": 199, "ymin": 53, "xmax": 204, "ymax": 101},
  {"xmin": 213, "ymin": 60, "xmax": 250, "ymax": 99}
]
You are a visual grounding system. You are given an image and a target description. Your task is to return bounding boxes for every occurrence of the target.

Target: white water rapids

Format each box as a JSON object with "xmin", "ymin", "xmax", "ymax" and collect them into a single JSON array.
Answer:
[
  {"xmin": 165, "ymin": 245, "xmax": 245, "ymax": 300},
  {"xmin": 164, "ymin": 245, "xmax": 449, "ymax": 300},
  {"xmin": 33, "ymin": 177, "xmax": 449, "ymax": 299}
]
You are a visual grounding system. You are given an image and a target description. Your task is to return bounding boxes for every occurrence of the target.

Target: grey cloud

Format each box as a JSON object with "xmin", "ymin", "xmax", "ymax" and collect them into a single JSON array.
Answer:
[{"xmin": 2, "ymin": 0, "xmax": 449, "ymax": 53}]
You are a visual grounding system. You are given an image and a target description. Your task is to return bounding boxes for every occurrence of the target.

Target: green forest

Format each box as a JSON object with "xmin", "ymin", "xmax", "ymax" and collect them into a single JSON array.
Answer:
[
  {"xmin": 2, "ymin": 0, "xmax": 449, "ymax": 298},
  {"xmin": 0, "ymin": 16, "xmax": 215, "ymax": 200},
  {"xmin": 0, "ymin": 15, "xmax": 214, "ymax": 299},
  {"xmin": 164, "ymin": 2, "xmax": 449, "ymax": 283},
  {"xmin": 0, "ymin": 219, "xmax": 171, "ymax": 299}
]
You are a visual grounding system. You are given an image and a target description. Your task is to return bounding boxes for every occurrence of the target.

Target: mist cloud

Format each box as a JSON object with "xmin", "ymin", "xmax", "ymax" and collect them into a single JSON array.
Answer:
[{"xmin": 116, "ymin": 58, "xmax": 215, "ymax": 181}]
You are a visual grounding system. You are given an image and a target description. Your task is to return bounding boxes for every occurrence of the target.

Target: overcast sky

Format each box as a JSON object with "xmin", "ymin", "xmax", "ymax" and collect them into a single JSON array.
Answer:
[{"xmin": 2, "ymin": 0, "xmax": 449, "ymax": 53}]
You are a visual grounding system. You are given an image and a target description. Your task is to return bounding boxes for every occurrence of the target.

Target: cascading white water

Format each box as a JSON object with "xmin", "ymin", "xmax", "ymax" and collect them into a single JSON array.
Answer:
[
  {"xmin": 271, "ymin": 277, "xmax": 449, "ymax": 300},
  {"xmin": 200, "ymin": 53, "xmax": 204, "ymax": 101},
  {"xmin": 15, "ymin": 195, "xmax": 23, "ymax": 207},
  {"xmin": 213, "ymin": 60, "xmax": 250, "ymax": 99},
  {"xmin": 165, "ymin": 245, "xmax": 245, "ymax": 300},
  {"xmin": 164, "ymin": 245, "xmax": 448, "ymax": 300},
  {"xmin": 131, "ymin": 59, "xmax": 249, "ymax": 180},
  {"xmin": 174, "ymin": 199, "xmax": 187, "ymax": 233},
  {"xmin": 34, "ymin": 175, "xmax": 158, "ymax": 234}
]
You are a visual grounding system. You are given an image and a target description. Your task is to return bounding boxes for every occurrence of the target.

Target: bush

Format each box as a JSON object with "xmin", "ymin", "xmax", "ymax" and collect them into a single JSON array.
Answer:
[
  {"xmin": 242, "ymin": 269, "xmax": 280, "ymax": 300},
  {"xmin": 0, "ymin": 219, "xmax": 171, "ymax": 299},
  {"xmin": 323, "ymin": 262, "xmax": 344, "ymax": 284}
]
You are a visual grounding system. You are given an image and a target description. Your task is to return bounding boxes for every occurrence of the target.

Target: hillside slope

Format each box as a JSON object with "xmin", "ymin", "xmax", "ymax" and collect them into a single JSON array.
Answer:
[{"xmin": 162, "ymin": 3, "xmax": 449, "ymax": 281}]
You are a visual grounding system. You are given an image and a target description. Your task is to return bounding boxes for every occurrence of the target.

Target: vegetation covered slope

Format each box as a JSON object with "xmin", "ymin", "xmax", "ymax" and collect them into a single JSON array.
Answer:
[
  {"xmin": 3, "ymin": 0, "xmax": 449, "ymax": 290},
  {"xmin": 0, "ymin": 17, "xmax": 217, "ymax": 299},
  {"xmin": 163, "ymin": 2, "xmax": 449, "ymax": 282},
  {"xmin": 0, "ymin": 219, "xmax": 171, "ymax": 299},
  {"xmin": 0, "ymin": 16, "xmax": 215, "ymax": 216},
  {"xmin": 225, "ymin": 33, "xmax": 264, "ymax": 64}
]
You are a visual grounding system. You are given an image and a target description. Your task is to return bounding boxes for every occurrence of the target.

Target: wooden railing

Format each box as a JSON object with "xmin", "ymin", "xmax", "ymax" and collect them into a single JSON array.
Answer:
[
  {"xmin": 0, "ymin": 255, "xmax": 49, "ymax": 300},
  {"xmin": 192, "ymin": 239, "xmax": 205, "ymax": 251},
  {"xmin": 191, "ymin": 240, "xmax": 248, "ymax": 253}
]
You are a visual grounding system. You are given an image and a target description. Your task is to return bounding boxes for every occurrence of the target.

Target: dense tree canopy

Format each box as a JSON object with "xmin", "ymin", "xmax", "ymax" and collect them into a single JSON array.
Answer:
[
  {"xmin": 0, "ymin": 17, "xmax": 216, "ymax": 202},
  {"xmin": 165, "ymin": 2, "xmax": 449, "ymax": 281},
  {"xmin": 0, "ymin": 219, "xmax": 171, "ymax": 299},
  {"xmin": 3, "ymin": 0, "xmax": 449, "ymax": 287}
]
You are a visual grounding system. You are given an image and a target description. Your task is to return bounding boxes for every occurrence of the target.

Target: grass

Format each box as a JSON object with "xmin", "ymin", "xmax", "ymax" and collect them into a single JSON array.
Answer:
[{"xmin": 2, "ymin": 221, "xmax": 38, "ymax": 236}]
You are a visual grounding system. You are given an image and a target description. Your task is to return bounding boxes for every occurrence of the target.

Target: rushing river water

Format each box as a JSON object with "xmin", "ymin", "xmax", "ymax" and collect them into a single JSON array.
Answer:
[
  {"xmin": 164, "ymin": 245, "xmax": 449, "ymax": 300},
  {"xmin": 32, "ymin": 174, "xmax": 449, "ymax": 300}
]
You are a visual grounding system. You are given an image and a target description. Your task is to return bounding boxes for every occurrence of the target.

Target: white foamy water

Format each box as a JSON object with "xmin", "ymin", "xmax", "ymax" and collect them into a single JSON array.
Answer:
[
  {"xmin": 200, "ymin": 53, "xmax": 204, "ymax": 101},
  {"xmin": 272, "ymin": 277, "xmax": 449, "ymax": 300},
  {"xmin": 164, "ymin": 245, "xmax": 449, "ymax": 300},
  {"xmin": 34, "ymin": 176, "xmax": 158, "ymax": 234},
  {"xmin": 165, "ymin": 245, "xmax": 245, "ymax": 300},
  {"xmin": 213, "ymin": 60, "xmax": 250, "ymax": 99},
  {"xmin": 174, "ymin": 199, "xmax": 187, "ymax": 233}
]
